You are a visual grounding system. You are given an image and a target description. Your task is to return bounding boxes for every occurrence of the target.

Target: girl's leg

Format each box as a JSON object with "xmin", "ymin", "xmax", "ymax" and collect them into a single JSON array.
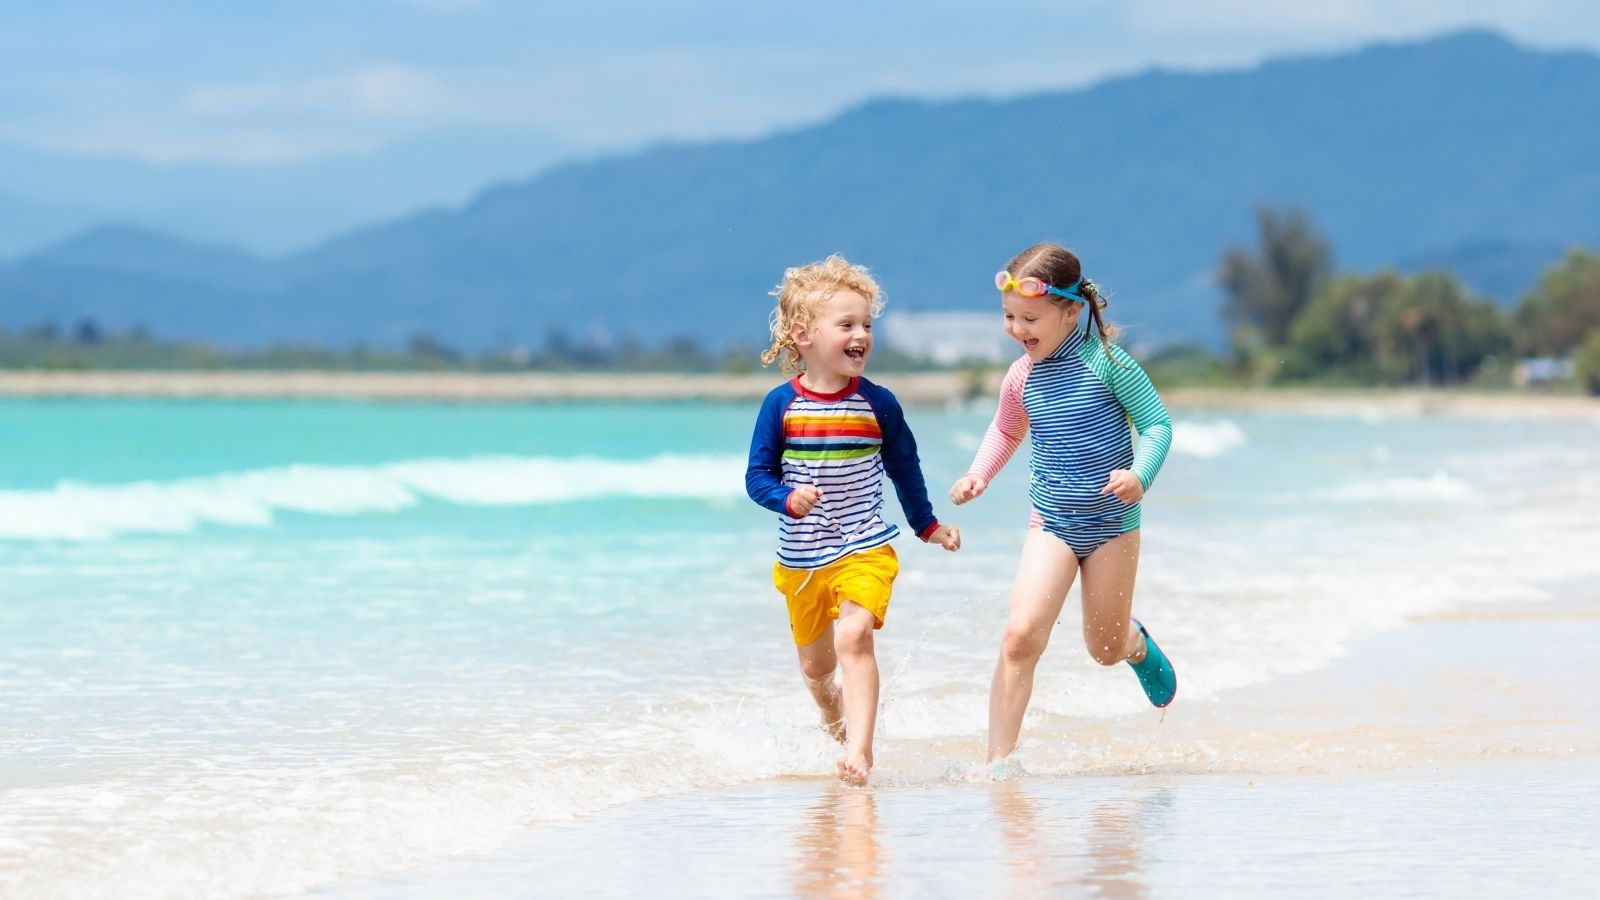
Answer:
[
  {"xmin": 795, "ymin": 628, "xmax": 846, "ymax": 742},
  {"xmin": 833, "ymin": 600, "xmax": 879, "ymax": 785},
  {"xmin": 988, "ymin": 529, "xmax": 1082, "ymax": 763},
  {"xmin": 1078, "ymin": 530, "xmax": 1144, "ymax": 666}
]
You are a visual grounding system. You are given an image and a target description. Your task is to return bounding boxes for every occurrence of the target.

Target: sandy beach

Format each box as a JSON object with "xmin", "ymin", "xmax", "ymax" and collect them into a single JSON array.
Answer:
[
  {"xmin": 1, "ymin": 369, "xmax": 1598, "ymax": 418},
  {"xmin": 320, "ymin": 594, "xmax": 1600, "ymax": 898}
]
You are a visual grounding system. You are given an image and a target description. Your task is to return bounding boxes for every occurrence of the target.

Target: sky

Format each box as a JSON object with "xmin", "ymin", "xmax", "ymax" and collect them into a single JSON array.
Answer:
[{"xmin": 6, "ymin": 0, "xmax": 1599, "ymax": 166}]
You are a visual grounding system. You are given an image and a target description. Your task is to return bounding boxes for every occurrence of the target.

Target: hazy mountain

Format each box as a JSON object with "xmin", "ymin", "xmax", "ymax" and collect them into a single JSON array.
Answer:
[
  {"xmin": 0, "ymin": 190, "xmax": 99, "ymax": 260},
  {"xmin": 0, "ymin": 130, "xmax": 577, "ymax": 257},
  {"xmin": 4, "ymin": 30, "xmax": 1598, "ymax": 350},
  {"xmin": 1395, "ymin": 239, "xmax": 1579, "ymax": 304}
]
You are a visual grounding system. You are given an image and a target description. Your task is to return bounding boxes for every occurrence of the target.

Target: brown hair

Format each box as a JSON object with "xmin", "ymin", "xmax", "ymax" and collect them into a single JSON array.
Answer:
[
  {"xmin": 1004, "ymin": 242, "xmax": 1119, "ymax": 361},
  {"xmin": 761, "ymin": 254, "xmax": 885, "ymax": 375}
]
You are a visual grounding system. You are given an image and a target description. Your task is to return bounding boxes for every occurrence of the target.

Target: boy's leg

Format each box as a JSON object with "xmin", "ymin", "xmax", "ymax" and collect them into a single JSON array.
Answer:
[
  {"xmin": 833, "ymin": 599, "xmax": 879, "ymax": 785},
  {"xmin": 989, "ymin": 528, "xmax": 1080, "ymax": 763},
  {"xmin": 1078, "ymin": 530, "xmax": 1142, "ymax": 665},
  {"xmin": 795, "ymin": 628, "xmax": 846, "ymax": 742}
]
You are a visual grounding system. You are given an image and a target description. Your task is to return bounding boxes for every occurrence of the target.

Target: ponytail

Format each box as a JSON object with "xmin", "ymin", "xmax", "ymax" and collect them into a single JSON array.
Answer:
[{"xmin": 1078, "ymin": 278, "xmax": 1125, "ymax": 367}]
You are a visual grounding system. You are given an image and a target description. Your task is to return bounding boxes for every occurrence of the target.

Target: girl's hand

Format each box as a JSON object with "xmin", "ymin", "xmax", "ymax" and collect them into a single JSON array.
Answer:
[
  {"xmin": 949, "ymin": 476, "xmax": 987, "ymax": 506},
  {"xmin": 1101, "ymin": 470, "xmax": 1143, "ymax": 503},
  {"xmin": 927, "ymin": 523, "xmax": 961, "ymax": 551},
  {"xmin": 788, "ymin": 484, "xmax": 821, "ymax": 517}
]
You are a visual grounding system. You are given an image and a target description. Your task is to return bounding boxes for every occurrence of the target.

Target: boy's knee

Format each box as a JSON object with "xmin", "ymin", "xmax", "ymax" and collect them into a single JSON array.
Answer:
[
  {"xmin": 800, "ymin": 658, "xmax": 836, "ymax": 681},
  {"xmin": 833, "ymin": 614, "xmax": 875, "ymax": 655}
]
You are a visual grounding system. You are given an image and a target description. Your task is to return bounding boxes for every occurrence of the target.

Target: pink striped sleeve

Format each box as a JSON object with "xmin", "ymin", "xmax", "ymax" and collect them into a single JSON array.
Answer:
[{"xmin": 967, "ymin": 356, "xmax": 1031, "ymax": 483}]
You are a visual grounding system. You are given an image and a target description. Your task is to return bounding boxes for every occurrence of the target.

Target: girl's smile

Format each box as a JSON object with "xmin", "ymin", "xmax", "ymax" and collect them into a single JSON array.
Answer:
[{"xmin": 1002, "ymin": 290, "xmax": 1079, "ymax": 360}]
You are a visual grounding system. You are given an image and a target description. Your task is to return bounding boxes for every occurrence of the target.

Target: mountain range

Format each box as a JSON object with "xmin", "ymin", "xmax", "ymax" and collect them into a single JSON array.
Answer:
[{"xmin": 3, "ymin": 29, "xmax": 1598, "ymax": 352}]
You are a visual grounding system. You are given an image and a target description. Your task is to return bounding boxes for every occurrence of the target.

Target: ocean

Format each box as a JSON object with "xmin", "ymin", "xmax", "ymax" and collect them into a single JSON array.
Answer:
[{"xmin": 3, "ymin": 397, "xmax": 1598, "ymax": 897}]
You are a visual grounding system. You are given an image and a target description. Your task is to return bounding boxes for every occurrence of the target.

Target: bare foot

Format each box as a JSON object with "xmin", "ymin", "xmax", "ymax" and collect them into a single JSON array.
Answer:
[
  {"xmin": 821, "ymin": 715, "xmax": 847, "ymax": 744},
  {"xmin": 835, "ymin": 749, "xmax": 872, "ymax": 786}
]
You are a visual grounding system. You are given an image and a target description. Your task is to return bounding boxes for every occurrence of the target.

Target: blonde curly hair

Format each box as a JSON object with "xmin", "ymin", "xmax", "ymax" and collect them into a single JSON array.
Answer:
[{"xmin": 761, "ymin": 254, "xmax": 885, "ymax": 375}]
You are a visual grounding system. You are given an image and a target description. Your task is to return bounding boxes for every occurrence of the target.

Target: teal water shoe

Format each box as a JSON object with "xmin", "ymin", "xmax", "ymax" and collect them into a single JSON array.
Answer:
[{"xmin": 1128, "ymin": 617, "xmax": 1177, "ymax": 708}]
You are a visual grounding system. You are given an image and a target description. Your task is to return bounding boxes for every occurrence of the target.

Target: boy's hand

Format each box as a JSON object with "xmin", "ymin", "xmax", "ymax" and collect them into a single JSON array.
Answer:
[
  {"xmin": 1101, "ymin": 469, "xmax": 1144, "ymax": 503},
  {"xmin": 787, "ymin": 484, "xmax": 821, "ymax": 517},
  {"xmin": 949, "ymin": 476, "xmax": 987, "ymax": 506},
  {"xmin": 927, "ymin": 523, "xmax": 961, "ymax": 551}
]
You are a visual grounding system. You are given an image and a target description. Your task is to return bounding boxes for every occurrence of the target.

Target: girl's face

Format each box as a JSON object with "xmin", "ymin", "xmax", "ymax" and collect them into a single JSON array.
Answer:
[{"xmin": 1002, "ymin": 289, "xmax": 1080, "ymax": 360}]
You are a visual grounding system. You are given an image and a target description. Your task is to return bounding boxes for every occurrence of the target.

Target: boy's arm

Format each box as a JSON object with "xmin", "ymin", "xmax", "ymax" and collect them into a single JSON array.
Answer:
[
  {"xmin": 745, "ymin": 388, "xmax": 799, "ymax": 516},
  {"xmin": 1106, "ymin": 345, "xmax": 1173, "ymax": 491},
  {"xmin": 860, "ymin": 381, "xmax": 940, "ymax": 540}
]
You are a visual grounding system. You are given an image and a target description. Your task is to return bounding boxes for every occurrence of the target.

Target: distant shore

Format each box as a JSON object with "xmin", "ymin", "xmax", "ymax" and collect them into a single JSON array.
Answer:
[{"xmin": 0, "ymin": 369, "xmax": 1596, "ymax": 418}]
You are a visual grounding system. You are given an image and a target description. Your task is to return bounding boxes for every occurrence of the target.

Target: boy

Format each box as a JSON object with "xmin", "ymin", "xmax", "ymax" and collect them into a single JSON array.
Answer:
[{"xmin": 745, "ymin": 254, "xmax": 960, "ymax": 786}]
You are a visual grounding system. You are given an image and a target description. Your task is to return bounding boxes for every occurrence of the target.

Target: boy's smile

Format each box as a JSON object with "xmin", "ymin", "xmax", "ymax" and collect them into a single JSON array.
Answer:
[{"xmin": 794, "ymin": 289, "xmax": 873, "ymax": 390}]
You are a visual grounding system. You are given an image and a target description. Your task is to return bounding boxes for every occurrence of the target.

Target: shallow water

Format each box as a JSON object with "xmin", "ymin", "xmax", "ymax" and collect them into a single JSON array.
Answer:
[
  {"xmin": 322, "ymin": 763, "xmax": 1600, "ymax": 899},
  {"xmin": 3, "ymin": 399, "xmax": 1598, "ymax": 897}
]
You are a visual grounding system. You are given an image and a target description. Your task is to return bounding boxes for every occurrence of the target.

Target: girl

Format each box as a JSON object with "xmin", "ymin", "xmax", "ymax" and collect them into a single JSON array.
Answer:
[{"xmin": 948, "ymin": 242, "xmax": 1176, "ymax": 766}]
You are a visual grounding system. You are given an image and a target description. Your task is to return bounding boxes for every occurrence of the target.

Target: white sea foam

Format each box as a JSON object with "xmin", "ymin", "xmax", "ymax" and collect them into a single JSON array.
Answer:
[
  {"xmin": 1169, "ymin": 419, "xmax": 1247, "ymax": 458},
  {"xmin": 0, "ymin": 696, "xmax": 841, "ymax": 900},
  {"xmin": 1317, "ymin": 471, "xmax": 1475, "ymax": 503},
  {"xmin": 0, "ymin": 454, "xmax": 747, "ymax": 540}
]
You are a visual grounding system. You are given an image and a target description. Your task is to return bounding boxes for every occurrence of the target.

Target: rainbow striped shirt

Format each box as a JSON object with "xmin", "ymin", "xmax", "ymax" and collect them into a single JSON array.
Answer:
[{"xmin": 746, "ymin": 376, "xmax": 940, "ymax": 570}]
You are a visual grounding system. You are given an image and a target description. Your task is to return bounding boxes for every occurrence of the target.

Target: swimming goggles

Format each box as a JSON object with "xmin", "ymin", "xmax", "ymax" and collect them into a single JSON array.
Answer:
[{"xmin": 995, "ymin": 270, "xmax": 1085, "ymax": 302}]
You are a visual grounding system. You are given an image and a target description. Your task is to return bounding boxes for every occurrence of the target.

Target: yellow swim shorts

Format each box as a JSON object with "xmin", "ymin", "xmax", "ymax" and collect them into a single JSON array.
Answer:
[{"xmin": 772, "ymin": 544, "xmax": 899, "ymax": 646}]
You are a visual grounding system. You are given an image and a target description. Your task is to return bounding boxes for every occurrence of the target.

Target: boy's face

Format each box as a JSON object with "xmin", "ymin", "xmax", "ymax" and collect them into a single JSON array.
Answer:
[{"xmin": 792, "ymin": 289, "xmax": 873, "ymax": 381}]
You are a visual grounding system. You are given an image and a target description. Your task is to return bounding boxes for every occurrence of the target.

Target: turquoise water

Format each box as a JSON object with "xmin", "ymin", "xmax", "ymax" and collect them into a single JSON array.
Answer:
[{"xmin": 3, "ymin": 398, "xmax": 1598, "ymax": 897}]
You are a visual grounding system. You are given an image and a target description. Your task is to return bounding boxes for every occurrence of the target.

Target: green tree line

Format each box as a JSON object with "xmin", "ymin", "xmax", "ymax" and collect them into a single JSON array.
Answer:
[
  {"xmin": 5, "ymin": 207, "xmax": 1598, "ymax": 390},
  {"xmin": 0, "ymin": 324, "xmax": 931, "ymax": 374},
  {"xmin": 1222, "ymin": 207, "xmax": 1600, "ymax": 393}
]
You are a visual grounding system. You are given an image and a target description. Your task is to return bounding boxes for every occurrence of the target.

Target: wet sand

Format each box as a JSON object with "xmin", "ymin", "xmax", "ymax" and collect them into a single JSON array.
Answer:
[
  {"xmin": 319, "ymin": 597, "xmax": 1600, "ymax": 898},
  {"xmin": 1, "ymin": 369, "xmax": 1597, "ymax": 418}
]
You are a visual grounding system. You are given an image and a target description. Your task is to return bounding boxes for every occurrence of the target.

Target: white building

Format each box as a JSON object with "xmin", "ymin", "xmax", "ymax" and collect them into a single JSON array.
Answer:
[
  {"xmin": 882, "ymin": 311, "xmax": 1012, "ymax": 365},
  {"xmin": 1511, "ymin": 356, "xmax": 1573, "ymax": 386}
]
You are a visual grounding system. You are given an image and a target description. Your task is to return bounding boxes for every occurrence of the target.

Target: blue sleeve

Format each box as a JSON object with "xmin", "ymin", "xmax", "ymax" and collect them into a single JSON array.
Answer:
[
  {"xmin": 859, "ymin": 379, "xmax": 940, "ymax": 539},
  {"xmin": 745, "ymin": 385, "xmax": 796, "ymax": 516}
]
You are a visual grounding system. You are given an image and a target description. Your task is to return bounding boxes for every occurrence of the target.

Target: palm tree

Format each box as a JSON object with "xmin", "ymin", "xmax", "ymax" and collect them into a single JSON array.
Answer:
[{"xmin": 1219, "ymin": 206, "xmax": 1333, "ymax": 346}]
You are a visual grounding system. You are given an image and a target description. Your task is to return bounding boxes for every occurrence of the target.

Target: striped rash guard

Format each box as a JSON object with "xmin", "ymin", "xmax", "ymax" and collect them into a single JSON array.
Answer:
[
  {"xmin": 968, "ymin": 324, "xmax": 1172, "ymax": 557},
  {"xmin": 746, "ymin": 376, "xmax": 941, "ymax": 570}
]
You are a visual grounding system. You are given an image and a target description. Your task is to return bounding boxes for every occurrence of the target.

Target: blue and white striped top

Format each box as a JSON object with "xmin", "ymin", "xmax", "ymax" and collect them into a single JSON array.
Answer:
[{"xmin": 968, "ymin": 322, "xmax": 1173, "ymax": 537}]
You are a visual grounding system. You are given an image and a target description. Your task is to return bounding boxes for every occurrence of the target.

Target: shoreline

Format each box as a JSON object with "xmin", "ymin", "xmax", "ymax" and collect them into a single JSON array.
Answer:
[
  {"xmin": 0, "ymin": 369, "xmax": 1597, "ymax": 416},
  {"xmin": 318, "ymin": 593, "xmax": 1600, "ymax": 897}
]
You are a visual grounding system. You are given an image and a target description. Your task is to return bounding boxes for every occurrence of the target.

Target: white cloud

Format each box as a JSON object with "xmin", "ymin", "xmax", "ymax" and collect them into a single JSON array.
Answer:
[
  {"xmin": 37, "ymin": 120, "xmax": 377, "ymax": 165},
  {"xmin": 389, "ymin": 0, "xmax": 494, "ymax": 10},
  {"xmin": 3, "ymin": 1, "xmax": 1597, "ymax": 166},
  {"xmin": 0, "ymin": 64, "xmax": 461, "ymax": 164},
  {"xmin": 182, "ymin": 63, "xmax": 451, "ymax": 123},
  {"xmin": 1123, "ymin": 0, "xmax": 1566, "ymax": 40}
]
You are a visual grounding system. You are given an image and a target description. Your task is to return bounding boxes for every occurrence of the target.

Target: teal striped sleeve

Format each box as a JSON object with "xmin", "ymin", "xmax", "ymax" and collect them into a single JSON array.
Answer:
[{"xmin": 1081, "ymin": 341, "xmax": 1173, "ymax": 491}]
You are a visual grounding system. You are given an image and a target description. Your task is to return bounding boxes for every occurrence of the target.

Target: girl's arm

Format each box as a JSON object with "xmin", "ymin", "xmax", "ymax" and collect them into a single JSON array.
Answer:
[
  {"xmin": 1105, "ymin": 345, "xmax": 1172, "ymax": 490},
  {"xmin": 966, "ymin": 357, "xmax": 1031, "ymax": 484}
]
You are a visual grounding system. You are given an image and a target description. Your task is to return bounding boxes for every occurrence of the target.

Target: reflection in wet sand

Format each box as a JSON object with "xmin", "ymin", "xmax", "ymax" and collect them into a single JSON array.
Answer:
[
  {"xmin": 793, "ymin": 787, "xmax": 884, "ymax": 899},
  {"xmin": 992, "ymin": 782, "xmax": 1170, "ymax": 898}
]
